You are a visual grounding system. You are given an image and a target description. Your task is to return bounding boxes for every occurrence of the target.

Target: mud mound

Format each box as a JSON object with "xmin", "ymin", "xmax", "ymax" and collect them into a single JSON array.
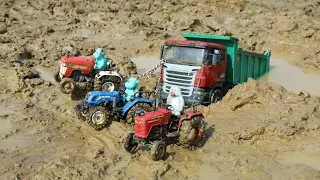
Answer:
[{"xmin": 205, "ymin": 78, "xmax": 320, "ymax": 144}]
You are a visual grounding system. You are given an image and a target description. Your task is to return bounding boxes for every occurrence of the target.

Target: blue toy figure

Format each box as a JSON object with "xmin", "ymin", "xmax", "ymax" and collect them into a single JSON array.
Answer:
[
  {"xmin": 124, "ymin": 77, "xmax": 140, "ymax": 101},
  {"xmin": 93, "ymin": 47, "xmax": 109, "ymax": 70}
]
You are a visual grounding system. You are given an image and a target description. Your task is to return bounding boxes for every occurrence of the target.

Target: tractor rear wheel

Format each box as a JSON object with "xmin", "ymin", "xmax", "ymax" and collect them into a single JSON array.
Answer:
[
  {"xmin": 124, "ymin": 132, "xmax": 138, "ymax": 153},
  {"xmin": 178, "ymin": 116, "xmax": 205, "ymax": 148},
  {"xmin": 60, "ymin": 78, "xmax": 76, "ymax": 94},
  {"xmin": 87, "ymin": 106, "xmax": 110, "ymax": 130},
  {"xmin": 101, "ymin": 76, "xmax": 121, "ymax": 92},
  {"xmin": 151, "ymin": 140, "xmax": 166, "ymax": 161},
  {"xmin": 125, "ymin": 103, "xmax": 153, "ymax": 124}
]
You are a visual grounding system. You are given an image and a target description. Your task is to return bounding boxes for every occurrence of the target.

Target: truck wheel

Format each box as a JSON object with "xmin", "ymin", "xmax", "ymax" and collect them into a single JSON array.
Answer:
[
  {"xmin": 87, "ymin": 106, "xmax": 110, "ymax": 130},
  {"xmin": 151, "ymin": 140, "xmax": 166, "ymax": 161},
  {"xmin": 178, "ymin": 116, "xmax": 205, "ymax": 148},
  {"xmin": 101, "ymin": 76, "xmax": 121, "ymax": 92},
  {"xmin": 60, "ymin": 78, "xmax": 75, "ymax": 94},
  {"xmin": 75, "ymin": 101, "xmax": 88, "ymax": 121},
  {"xmin": 125, "ymin": 103, "xmax": 153, "ymax": 124},
  {"xmin": 124, "ymin": 132, "xmax": 138, "ymax": 153},
  {"xmin": 210, "ymin": 89, "xmax": 223, "ymax": 104}
]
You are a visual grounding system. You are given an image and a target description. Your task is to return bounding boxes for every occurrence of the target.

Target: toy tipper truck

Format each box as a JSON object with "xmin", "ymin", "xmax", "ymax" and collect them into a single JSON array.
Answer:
[{"xmin": 159, "ymin": 33, "xmax": 271, "ymax": 106}]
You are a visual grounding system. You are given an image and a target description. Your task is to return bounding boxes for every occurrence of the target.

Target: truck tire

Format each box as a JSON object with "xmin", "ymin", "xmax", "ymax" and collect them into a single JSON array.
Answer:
[
  {"xmin": 178, "ymin": 116, "xmax": 205, "ymax": 148},
  {"xmin": 87, "ymin": 106, "xmax": 110, "ymax": 130},
  {"xmin": 210, "ymin": 89, "xmax": 223, "ymax": 104},
  {"xmin": 151, "ymin": 140, "xmax": 166, "ymax": 161},
  {"xmin": 125, "ymin": 103, "xmax": 153, "ymax": 124},
  {"xmin": 124, "ymin": 132, "xmax": 138, "ymax": 153},
  {"xmin": 101, "ymin": 76, "xmax": 121, "ymax": 92},
  {"xmin": 60, "ymin": 78, "xmax": 76, "ymax": 94}
]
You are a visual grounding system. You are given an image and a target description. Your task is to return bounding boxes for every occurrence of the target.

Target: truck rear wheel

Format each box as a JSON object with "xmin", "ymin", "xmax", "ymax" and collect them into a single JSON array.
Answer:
[
  {"xmin": 210, "ymin": 89, "xmax": 222, "ymax": 104},
  {"xmin": 60, "ymin": 78, "xmax": 76, "ymax": 94},
  {"xmin": 87, "ymin": 106, "xmax": 110, "ymax": 130},
  {"xmin": 125, "ymin": 103, "xmax": 153, "ymax": 124}
]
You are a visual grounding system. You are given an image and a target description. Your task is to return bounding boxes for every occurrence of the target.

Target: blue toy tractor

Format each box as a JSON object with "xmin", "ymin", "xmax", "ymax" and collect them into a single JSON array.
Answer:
[{"xmin": 74, "ymin": 88, "xmax": 154, "ymax": 130}]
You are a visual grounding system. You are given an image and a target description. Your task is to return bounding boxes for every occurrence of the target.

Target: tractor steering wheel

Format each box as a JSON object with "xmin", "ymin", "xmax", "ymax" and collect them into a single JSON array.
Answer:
[{"xmin": 162, "ymin": 104, "xmax": 173, "ymax": 110}]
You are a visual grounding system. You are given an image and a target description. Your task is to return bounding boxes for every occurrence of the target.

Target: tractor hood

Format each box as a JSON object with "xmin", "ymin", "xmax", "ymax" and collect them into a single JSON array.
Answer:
[
  {"xmin": 85, "ymin": 91, "xmax": 121, "ymax": 104},
  {"xmin": 61, "ymin": 56, "xmax": 94, "ymax": 68},
  {"xmin": 134, "ymin": 108, "xmax": 171, "ymax": 139}
]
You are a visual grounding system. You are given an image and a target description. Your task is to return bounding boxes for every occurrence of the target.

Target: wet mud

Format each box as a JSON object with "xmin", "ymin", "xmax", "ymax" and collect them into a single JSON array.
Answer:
[{"xmin": 1, "ymin": 0, "xmax": 320, "ymax": 179}]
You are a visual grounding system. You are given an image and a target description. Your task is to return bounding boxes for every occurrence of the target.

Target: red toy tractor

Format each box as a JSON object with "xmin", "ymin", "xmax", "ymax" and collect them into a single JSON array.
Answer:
[
  {"xmin": 123, "ymin": 86, "xmax": 205, "ymax": 161},
  {"xmin": 54, "ymin": 51, "xmax": 123, "ymax": 95}
]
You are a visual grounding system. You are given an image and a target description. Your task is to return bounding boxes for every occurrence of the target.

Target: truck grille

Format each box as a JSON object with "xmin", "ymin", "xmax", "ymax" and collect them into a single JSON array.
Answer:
[{"xmin": 163, "ymin": 67, "xmax": 199, "ymax": 97}]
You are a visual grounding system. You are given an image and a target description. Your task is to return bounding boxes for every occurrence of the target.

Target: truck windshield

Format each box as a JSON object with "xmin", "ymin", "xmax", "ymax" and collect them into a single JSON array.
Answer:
[{"xmin": 163, "ymin": 46, "xmax": 205, "ymax": 65}]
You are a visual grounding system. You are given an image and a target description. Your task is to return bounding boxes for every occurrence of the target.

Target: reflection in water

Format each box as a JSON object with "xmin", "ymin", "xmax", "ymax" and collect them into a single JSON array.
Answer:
[
  {"xmin": 259, "ymin": 59, "xmax": 320, "ymax": 96},
  {"xmin": 35, "ymin": 67, "xmax": 58, "ymax": 85}
]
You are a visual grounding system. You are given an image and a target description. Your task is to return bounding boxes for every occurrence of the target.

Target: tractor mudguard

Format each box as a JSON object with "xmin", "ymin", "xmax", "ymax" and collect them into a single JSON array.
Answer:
[
  {"xmin": 177, "ymin": 112, "xmax": 204, "ymax": 132},
  {"xmin": 121, "ymin": 98, "xmax": 153, "ymax": 116}
]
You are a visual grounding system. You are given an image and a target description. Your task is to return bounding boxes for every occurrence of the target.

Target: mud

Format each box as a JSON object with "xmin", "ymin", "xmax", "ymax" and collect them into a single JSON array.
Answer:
[{"xmin": 1, "ymin": 0, "xmax": 320, "ymax": 179}]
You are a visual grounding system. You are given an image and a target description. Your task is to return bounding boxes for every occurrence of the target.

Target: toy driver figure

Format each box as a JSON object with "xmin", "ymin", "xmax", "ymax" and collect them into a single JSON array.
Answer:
[{"xmin": 93, "ymin": 47, "xmax": 109, "ymax": 72}]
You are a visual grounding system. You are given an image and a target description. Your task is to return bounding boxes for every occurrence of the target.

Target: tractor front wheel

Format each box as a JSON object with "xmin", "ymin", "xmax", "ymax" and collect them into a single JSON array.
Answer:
[
  {"xmin": 60, "ymin": 78, "xmax": 76, "ymax": 94},
  {"xmin": 87, "ymin": 106, "xmax": 110, "ymax": 130},
  {"xmin": 75, "ymin": 101, "xmax": 88, "ymax": 121},
  {"xmin": 151, "ymin": 140, "xmax": 166, "ymax": 161},
  {"xmin": 124, "ymin": 132, "xmax": 138, "ymax": 153},
  {"xmin": 125, "ymin": 103, "xmax": 153, "ymax": 124},
  {"xmin": 178, "ymin": 116, "xmax": 205, "ymax": 148}
]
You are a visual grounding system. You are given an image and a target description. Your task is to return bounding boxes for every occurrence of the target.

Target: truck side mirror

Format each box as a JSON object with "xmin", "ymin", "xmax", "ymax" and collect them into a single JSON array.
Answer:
[{"xmin": 160, "ymin": 45, "xmax": 164, "ymax": 59}]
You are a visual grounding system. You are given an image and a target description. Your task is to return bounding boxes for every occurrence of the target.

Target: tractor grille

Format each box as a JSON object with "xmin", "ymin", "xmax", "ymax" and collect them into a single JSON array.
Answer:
[{"xmin": 163, "ymin": 67, "xmax": 199, "ymax": 97}]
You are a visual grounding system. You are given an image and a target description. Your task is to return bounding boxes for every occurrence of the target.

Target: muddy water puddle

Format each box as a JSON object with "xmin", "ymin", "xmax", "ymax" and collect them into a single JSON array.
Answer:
[
  {"xmin": 277, "ymin": 152, "xmax": 320, "ymax": 170},
  {"xmin": 0, "ymin": 105, "xmax": 12, "ymax": 116},
  {"xmin": 0, "ymin": 119, "xmax": 12, "ymax": 138},
  {"xmin": 35, "ymin": 67, "xmax": 58, "ymax": 85},
  {"xmin": 259, "ymin": 58, "xmax": 320, "ymax": 96},
  {"xmin": 131, "ymin": 55, "xmax": 160, "ymax": 74}
]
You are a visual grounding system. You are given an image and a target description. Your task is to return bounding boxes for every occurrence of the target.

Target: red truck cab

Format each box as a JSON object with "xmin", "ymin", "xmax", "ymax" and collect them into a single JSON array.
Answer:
[{"xmin": 159, "ymin": 39, "xmax": 228, "ymax": 105}]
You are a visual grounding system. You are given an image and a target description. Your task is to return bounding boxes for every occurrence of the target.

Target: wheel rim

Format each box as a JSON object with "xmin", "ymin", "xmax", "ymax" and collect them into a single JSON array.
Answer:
[
  {"xmin": 64, "ymin": 83, "xmax": 72, "ymax": 90},
  {"xmin": 102, "ymin": 82, "xmax": 115, "ymax": 92},
  {"xmin": 91, "ymin": 111, "xmax": 106, "ymax": 125}
]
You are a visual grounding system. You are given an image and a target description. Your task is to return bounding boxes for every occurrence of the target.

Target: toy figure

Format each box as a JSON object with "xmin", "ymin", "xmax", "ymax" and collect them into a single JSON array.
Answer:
[
  {"xmin": 93, "ymin": 47, "xmax": 109, "ymax": 70},
  {"xmin": 124, "ymin": 77, "xmax": 140, "ymax": 102},
  {"xmin": 166, "ymin": 85, "xmax": 185, "ymax": 116}
]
